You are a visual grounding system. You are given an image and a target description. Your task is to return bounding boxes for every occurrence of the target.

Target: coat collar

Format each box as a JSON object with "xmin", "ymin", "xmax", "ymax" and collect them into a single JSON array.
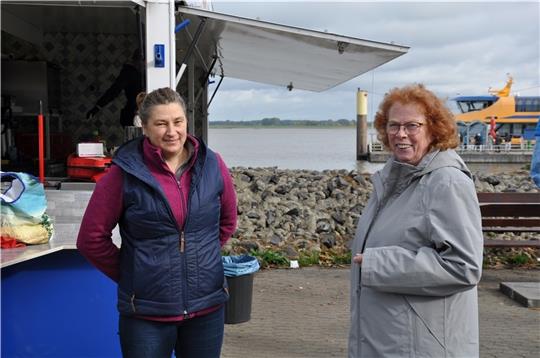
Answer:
[
  {"xmin": 112, "ymin": 134, "xmax": 205, "ymax": 189},
  {"xmin": 372, "ymin": 149, "xmax": 471, "ymax": 200}
]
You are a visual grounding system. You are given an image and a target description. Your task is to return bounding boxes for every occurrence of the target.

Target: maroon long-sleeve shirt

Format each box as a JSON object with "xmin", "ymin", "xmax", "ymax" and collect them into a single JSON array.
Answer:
[{"xmin": 77, "ymin": 135, "xmax": 237, "ymax": 321}]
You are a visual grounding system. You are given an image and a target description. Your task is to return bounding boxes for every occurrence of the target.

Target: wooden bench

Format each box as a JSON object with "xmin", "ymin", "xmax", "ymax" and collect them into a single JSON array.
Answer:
[{"xmin": 477, "ymin": 192, "xmax": 540, "ymax": 248}]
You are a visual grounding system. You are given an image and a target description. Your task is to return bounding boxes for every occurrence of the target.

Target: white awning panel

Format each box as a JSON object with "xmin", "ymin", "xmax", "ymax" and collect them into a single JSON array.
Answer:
[{"xmin": 176, "ymin": 6, "xmax": 408, "ymax": 92}]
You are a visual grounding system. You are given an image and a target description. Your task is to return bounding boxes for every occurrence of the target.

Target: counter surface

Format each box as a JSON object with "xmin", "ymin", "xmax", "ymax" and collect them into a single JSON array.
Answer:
[
  {"xmin": 1, "ymin": 189, "xmax": 121, "ymax": 268},
  {"xmin": 0, "ymin": 226, "xmax": 121, "ymax": 268}
]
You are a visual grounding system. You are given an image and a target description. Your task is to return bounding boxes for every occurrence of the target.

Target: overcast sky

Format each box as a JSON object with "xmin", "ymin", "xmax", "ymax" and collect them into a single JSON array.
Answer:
[{"xmin": 204, "ymin": 0, "xmax": 540, "ymax": 122}]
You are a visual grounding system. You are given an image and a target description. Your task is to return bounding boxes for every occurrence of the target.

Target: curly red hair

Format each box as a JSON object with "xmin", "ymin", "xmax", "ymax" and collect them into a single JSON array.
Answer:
[{"xmin": 374, "ymin": 84, "xmax": 459, "ymax": 151}]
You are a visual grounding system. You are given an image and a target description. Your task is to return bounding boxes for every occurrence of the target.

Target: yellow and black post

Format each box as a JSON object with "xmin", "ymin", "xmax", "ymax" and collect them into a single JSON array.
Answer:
[{"xmin": 356, "ymin": 89, "xmax": 369, "ymax": 160}]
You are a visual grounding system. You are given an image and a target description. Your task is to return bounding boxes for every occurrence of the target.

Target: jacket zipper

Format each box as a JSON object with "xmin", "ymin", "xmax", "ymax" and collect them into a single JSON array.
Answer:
[
  {"xmin": 180, "ymin": 231, "xmax": 185, "ymax": 252},
  {"xmin": 360, "ymin": 201, "xmax": 383, "ymax": 253},
  {"xmin": 358, "ymin": 174, "xmax": 384, "ymax": 288},
  {"xmin": 175, "ymin": 175, "xmax": 191, "ymax": 317},
  {"xmin": 360, "ymin": 176, "xmax": 384, "ymax": 254},
  {"xmin": 176, "ymin": 177, "xmax": 187, "ymax": 253},
  {"xmin": 130, "ymin": 294, "xmax": 136, "ymax": 313}
]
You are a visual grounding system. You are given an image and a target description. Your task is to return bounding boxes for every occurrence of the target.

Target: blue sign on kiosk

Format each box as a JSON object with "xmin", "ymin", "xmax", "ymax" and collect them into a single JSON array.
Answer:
[{"xmin": 154, "ymin": 44, "xmax": 165, "ymax": 68}]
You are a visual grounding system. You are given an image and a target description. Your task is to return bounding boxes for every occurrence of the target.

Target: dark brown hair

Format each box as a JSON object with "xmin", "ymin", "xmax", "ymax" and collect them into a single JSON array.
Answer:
[
  {"xmin": 374, "ymin": 84, "xmax": 459, "ymax": 150},
  {"xmin": 138, "ymin": 87, "xmax": 186, "ymax": 125},
  {"xmin": 135, "ymin": 92, "xmax": 146, "ymax": 110}
]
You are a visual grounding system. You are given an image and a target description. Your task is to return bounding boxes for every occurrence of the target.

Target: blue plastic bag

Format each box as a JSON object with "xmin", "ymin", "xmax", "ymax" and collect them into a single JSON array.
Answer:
[
  {"xmin": 530, "ymin": 120, "xmax": 540, "ymax": 188},
  {"xmin": 222, "ymin": 255, "xmax": 260, "ymax": 277}
]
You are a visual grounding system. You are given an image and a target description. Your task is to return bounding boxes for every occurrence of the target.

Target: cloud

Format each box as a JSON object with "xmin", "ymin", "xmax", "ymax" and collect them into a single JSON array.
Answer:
[{"xmin": 208, "ymin": 1, "xmax": 540, "ymax": 122}]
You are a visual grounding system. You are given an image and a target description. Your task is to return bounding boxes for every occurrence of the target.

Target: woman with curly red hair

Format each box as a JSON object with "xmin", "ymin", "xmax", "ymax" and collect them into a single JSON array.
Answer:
[{"xmin": 349, "ymin": 84, "xmax": 483, "ymax": 357}]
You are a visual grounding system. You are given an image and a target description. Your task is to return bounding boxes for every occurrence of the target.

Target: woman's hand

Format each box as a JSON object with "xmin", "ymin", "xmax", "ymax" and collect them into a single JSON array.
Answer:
[{"xmin": 353, "ymin": 253, "xmax": 363, "ymax": 265}]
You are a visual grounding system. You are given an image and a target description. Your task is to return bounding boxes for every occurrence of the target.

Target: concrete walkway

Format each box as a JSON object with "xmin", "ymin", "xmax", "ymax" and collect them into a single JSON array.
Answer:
[{"xmin": 222, "ymin": 268, "xmax": 540, "ymax": 358}]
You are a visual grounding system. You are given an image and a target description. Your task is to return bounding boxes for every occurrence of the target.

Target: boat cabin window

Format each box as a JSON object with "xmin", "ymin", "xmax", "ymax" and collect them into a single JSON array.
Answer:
[
  {"xmin": 515, "ymin": 97, "xmax": 540, "ymax": 112},
  {"xmin": 456, "ymin": 100, "xmax": 495, "ymax": 113},
  {"xmin": 512, "ymin": 123, "xmax": 524, "ymax": 134}
]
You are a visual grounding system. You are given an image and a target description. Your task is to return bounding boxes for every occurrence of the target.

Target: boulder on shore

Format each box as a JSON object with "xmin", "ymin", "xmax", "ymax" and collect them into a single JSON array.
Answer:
[{"xmin": 225, "ymin": 167, "xmax": 539, "ymax": 267}]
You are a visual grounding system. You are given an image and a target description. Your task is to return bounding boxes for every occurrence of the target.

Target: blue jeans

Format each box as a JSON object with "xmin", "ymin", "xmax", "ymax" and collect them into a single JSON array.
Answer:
[{"xmin": 119, "ymin": 306, "xmax": 224, "ymax": 358}]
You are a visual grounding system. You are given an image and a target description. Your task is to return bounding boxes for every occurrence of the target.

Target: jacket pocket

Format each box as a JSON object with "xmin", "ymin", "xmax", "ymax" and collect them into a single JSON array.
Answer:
[
  {"xmin": 405, "ymin": 295, "xmax": 446, "ymax": 357},
  {"xmin": 132, "ymin": 242, "xmax": 172, "ymax": 300},
  {"xmin": 359, "ymin": 288, "xmax": 413, "ymax": 356},
  {"xmin": 194, "ymin": 231, "xmax": 223, "ymax": 294}
]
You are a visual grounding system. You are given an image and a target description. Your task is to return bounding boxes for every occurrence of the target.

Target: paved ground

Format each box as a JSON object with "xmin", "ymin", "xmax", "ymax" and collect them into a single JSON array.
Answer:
[{"xmin": 222, "ymin": 267, "xmax": 540, "ymax": 358}]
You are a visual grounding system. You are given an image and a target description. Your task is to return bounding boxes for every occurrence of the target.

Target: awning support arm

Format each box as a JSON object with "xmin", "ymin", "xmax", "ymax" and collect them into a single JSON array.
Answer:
[
  {"xmin": 177, "ymin": 14, "xmax": 210, "ymax": 73},
  {"xmin": 208, "ymin": 75, "xmax": 224, "ymax": 107},
  {"xmin": 175, "ymin": 17, "xmax": 206, "ymax": 87},
  {"xmin": 194, "ymin": 55, "xmax": 218, "ymax": 106}
]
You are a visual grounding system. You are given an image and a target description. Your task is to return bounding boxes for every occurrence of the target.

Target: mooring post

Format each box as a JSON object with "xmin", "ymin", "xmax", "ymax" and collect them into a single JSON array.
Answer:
[{"xmin": 356, "ymin": 89, "xmax": 369, "ymax": 160}]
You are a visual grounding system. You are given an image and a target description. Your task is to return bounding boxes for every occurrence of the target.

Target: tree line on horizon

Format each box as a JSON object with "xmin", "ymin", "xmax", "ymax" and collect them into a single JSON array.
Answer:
[{"xmin": 209, "ymin": 117, "xmax": 356, "ymax": 127}]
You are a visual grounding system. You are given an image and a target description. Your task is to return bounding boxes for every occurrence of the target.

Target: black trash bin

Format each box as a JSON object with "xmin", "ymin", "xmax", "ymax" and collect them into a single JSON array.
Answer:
[{"xmin": 222, "ymin": 255, "xmax": 260, "ymax": 324}]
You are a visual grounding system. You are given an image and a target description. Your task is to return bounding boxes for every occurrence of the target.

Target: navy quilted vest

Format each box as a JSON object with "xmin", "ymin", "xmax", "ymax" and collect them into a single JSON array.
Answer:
[{"xmin": 112, "ymin": 137, "xmax": 226, "ymax": 316}]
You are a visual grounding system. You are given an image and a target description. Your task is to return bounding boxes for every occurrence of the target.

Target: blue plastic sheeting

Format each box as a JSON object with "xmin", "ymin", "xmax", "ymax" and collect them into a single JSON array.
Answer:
[
  {"xmin": 530, "ymin": 121, "xmax": 540, "ymax": 188},
  {"xmin": 1, "ymin": 250, "xmax": 120, "ymax": 358},
  {"xmin": 222, "ymin": 255, "xmax": 260, "ymax": 277}
]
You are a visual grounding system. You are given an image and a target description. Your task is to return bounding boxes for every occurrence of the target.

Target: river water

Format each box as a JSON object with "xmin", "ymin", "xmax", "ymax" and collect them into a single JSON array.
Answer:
[{"xmin": 208, "ymin": 127, "xmax": 525, "ymax": 174}]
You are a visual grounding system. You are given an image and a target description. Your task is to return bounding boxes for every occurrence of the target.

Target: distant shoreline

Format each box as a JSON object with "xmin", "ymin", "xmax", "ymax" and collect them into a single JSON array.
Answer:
[
  {"xmin": 209, "ymin": 124, "xmax": 357, "ymax": 129},
  {"xmin": 209, "ymin": 118, "xmax": 361, "ymax": 129}
]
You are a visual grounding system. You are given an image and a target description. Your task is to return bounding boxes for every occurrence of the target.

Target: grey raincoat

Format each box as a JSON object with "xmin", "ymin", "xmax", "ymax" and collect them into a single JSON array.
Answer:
[{"xmin": 348, "ymin": 149, "xmax": 483, "ymax": 358}]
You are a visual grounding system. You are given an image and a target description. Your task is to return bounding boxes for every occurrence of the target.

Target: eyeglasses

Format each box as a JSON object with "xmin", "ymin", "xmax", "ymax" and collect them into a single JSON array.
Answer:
[{"xmin": 386, "ymin": 122, "xmax": 424, "ymax": 135}]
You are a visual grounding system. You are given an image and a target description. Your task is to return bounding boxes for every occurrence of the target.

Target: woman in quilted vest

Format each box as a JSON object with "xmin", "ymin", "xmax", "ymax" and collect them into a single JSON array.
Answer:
[{"xmin": 77, "ymin": 87, "xmax": 237, "ymax": 358}]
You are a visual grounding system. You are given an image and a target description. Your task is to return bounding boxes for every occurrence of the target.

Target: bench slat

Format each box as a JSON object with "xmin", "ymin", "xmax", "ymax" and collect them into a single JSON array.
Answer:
[
  {"xmin": 482, "ymin": 226, "xmax": 540, "ymax": 233},
  {"xmin": 482, "ymin": 218, "xmax": 540, "ymax": 227},
  {"xmin": 479, "ymin": 204, "xmax": 540, "ymax": 217},
  {"xmin": 477, "ymin": 192, "xmax": 540, "ymax": 203},
  {"xmin": 484, "ymin": 239, "xmax": 540, "ymax": 248},
  {"xmin": 477, "ymin": 193, "xmax": 540, "ymax": 248}
]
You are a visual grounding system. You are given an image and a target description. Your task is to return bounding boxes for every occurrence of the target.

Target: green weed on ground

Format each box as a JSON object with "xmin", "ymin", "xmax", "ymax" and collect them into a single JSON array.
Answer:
[
  {"xmin": 483, "ymin": 248, "xmax": 539, "ymax": 268},
  {"xmin": 298, "ymin": 250, "xmax": 320, "ymax": 267},
  {"xmin": 250, "ymin": 249, "xmax": 289, "ymax": 268},
  {"xmin": 246, "ymin": 248, "xmax": 353, "ymax": 268},
  {"xmin": 506, "ymin": 253, "xmax": 533, "ymax": 266}
]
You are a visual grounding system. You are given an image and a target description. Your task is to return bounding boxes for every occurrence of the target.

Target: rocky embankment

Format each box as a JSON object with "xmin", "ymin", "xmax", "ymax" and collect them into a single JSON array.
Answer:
[{"xmin": 224, "ymin": 167, "xmax": 539, "ymax": 267}]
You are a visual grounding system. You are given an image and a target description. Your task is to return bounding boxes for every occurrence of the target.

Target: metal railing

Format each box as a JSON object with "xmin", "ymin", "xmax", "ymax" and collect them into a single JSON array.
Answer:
[
  {"xmin": 368, "ymin": 142, "xmax": 534, "ymax": 154},
  {"xmin": 456, "ymin": 143, "xmax": 534, "ymax": 154},
  {"xmin": 368, "ymin": 143, "xmax": 385, "ymax": 152}
]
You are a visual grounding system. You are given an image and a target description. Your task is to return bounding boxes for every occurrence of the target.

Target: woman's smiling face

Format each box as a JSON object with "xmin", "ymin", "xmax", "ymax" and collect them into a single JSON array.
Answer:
[
  {"xmin": 387, "ymin": 102, "xmax": 433, "ymax": 166},
  {"xmin": 143, "ymin": 102, "xmax": 187, "ymax": 160}
]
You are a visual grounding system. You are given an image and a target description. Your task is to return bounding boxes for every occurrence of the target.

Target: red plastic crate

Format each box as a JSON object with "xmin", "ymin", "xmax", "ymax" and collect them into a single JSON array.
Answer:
[{"xmin": 67, "ymin": 154, "xmax": 112, "ymax": 182}]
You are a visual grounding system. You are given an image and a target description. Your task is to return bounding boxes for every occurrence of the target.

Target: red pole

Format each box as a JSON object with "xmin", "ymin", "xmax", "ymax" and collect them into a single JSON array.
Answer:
[{"xmin": 38, "ymin": 101, "xmax": 45, "ymax": 183}]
